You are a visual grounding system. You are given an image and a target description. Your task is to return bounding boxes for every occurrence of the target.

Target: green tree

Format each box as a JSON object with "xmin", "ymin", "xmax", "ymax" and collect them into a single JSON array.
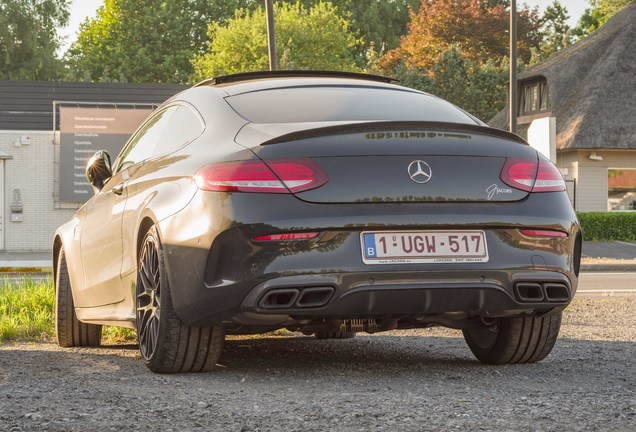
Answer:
[
  {"xmin": 192, "ymin": 2, "xmax": 360, "ymax": 79},
  {"xmin": 390, "ymin": 46, "xmax": 509, "ymax": 122},
  {"xmin": 574, "ymin": 0, "xmax": 633, "ymax": 36},
  {"xmin": 326, "ymin": 0, "xmax": 421, "ymax": 57},
  {"xmin": 536, "ymin": 0, "xmax": 573, "ymax": 61},
  {"xmin": 66, "ymin": 0, "xmax": 234, "ymax": 83},
  {"xmin": 209, "ymin": 0, "xmax": 420, "ymax": 62},
  {"xmin": 0, "ymin": 0, "xmax": 69, "ymax": 80},
  {"xmin": 275, "ymin": 0, "xmax": 420, "ymax": 58}
]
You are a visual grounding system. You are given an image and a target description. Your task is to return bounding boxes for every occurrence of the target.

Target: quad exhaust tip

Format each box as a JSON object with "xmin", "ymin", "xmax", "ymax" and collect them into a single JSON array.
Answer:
[
  {"xmin": 514, "ymin": 282, "xmax": 570, "ymax": 303},
  {"xmin": 543, "ymin": 283, "xmax": 570, "ymax": 302},
  {"xmin": 260, "ymin": 286, "xmax": 334, "ymax": 309},
  {"xmin": 260, "ymin": 289, "xmax": 299, "ymax": 308}
]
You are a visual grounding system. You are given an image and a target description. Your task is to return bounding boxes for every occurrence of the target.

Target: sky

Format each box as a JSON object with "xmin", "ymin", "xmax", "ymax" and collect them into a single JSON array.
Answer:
[{"xmin": 59, "ymin": 0, "xmax": 592, "ymax": 52}]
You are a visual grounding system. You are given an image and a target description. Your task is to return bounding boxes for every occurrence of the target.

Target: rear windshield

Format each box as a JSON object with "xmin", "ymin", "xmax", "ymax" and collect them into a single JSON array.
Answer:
[{"xmin": 225, "ymin": 86, "xmax": 478, "ymax": 124}]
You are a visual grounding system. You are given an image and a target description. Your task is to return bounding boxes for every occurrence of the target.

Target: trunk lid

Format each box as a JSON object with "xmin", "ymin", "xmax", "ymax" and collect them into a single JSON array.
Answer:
[{"xmin": 236, "ymin": 123, "xmax": 537, "ymax": 204}]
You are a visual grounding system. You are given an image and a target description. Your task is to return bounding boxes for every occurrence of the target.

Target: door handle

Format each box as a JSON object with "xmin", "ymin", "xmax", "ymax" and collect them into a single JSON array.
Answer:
[{"xmin": 112, "ymin": 184, "xmax": 125, "ymax": 196}]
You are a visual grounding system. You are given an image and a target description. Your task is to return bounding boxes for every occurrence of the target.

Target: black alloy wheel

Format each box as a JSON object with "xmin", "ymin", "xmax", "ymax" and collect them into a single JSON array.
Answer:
[
  {"xmin": 135, "ymin": 226, "xmax": 225, "ymax": 373},
  {"xmin": 136, "ymin": 233, "xmax": 161, "ymax": 360}
]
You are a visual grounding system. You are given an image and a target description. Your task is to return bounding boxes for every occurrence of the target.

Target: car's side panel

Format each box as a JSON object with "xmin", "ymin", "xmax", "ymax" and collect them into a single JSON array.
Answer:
[
  {"xmin": 77, "ymin": 169, "xmax": 132, "ymax": 307},
  {"xmin": 119, "ymin": 159, "xmax": 199, "ymax": 279},
  {"xmin": 73, "ymin": 87, "xmax": 249, "ymax": 318},
  {"xmin": 117, "ymin": 89, "xmax": 256, "ymax": 280},
  {"xmin": 54, "ymin": 208, "xmax": 87, "ymax": 306}
]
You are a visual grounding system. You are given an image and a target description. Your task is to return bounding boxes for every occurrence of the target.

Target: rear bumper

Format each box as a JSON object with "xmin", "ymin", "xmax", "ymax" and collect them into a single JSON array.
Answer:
[
  {"xmin": 239, "ymin": 269, "xmax": 572, "ymax": 319},
  {"xmin": 157, "ymin": 191, "xmax": 580, "ymax": 328},
  {"xmin": 168, "ymin": 267, "xmax": 573, "ymax": 327}
]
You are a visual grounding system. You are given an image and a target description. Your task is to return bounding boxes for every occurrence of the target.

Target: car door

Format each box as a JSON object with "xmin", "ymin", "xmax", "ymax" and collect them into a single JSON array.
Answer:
[{"xmin": 78, "ymin": 107, "xmax": 177, "ymax": 307}]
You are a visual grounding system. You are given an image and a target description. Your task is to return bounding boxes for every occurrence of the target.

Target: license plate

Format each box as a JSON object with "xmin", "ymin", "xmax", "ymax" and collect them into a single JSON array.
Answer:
[{"xmin": 361, "ymin": 231, "xmax": 488, "ymax": 264}]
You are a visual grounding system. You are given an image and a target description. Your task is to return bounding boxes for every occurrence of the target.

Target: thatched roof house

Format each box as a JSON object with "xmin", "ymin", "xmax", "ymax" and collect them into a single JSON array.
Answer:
[
  {"xmin": 490, "ymin": 2, "xmax": 636, "ymax": 212},
  {"xmin": 490, "ymin": 1, "xmax": 636, "ymax": 150}
]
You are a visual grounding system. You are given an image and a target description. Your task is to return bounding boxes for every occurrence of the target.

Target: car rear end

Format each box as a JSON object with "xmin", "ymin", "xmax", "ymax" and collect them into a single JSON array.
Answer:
[
  {"xmin": 164, "ymin": 122, "xmax": 580, "ymax": 333},
  {"xmin": 156, "ymin": 76, "xmax": 582, "ymax": 365}
]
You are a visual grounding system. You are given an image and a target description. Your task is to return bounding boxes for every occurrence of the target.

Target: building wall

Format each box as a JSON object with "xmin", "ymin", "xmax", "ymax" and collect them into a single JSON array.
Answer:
[
  {"xmin": 558, "ymin": 150, "xmax": 636, "ymax": 212},
  {"xmin": 0, "ymin": 131, "xmax": 76, "ymax": 252}
]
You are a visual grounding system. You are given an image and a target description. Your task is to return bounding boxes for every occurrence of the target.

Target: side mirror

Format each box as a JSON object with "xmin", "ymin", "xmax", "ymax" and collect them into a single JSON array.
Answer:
[{"xmin": 86, "ymin": 150, "xmax": 113, "ymax": 194}]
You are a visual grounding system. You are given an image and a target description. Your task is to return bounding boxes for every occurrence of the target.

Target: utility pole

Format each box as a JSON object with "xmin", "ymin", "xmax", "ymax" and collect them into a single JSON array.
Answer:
[
  {"xmin": 509, "ymin": 0, "xmax": 517, "ymax": 133},
  {"xmin": 265, "ymin": 0, "xmax": 277, "ymax": 71}
]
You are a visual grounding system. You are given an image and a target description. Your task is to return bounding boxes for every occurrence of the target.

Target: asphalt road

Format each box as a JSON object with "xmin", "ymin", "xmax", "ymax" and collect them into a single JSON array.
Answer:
[
  {"xmin": 582, "ymin": 241, "xmax": 636, "ymax": 259},
  {"xmin": 577, "ymin": 272, "xmax": 636, "ymax": 296}
]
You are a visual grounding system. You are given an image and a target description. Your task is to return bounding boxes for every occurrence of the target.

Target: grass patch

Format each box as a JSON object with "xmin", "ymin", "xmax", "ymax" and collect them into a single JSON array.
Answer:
[
  {"xmin": 0, "ymin": 277, "xmax": 54, "ymax": 341},
  {"xmin": 0, "ymin": 278, "xmax": 295, "ymax": 344},
  {"xmin": 103, "ymin": 326, "xmax": 137, "ymax": 342},
  {"xmin": 0, "ymin": 277, "xmax": 136, "ymax": 344}
]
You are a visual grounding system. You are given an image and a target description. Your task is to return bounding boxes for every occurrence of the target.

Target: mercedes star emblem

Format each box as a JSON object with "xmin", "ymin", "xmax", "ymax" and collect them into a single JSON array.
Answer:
[{"xmin": 407, "ymin": 160, "xmax": 432, "ymax": 184}]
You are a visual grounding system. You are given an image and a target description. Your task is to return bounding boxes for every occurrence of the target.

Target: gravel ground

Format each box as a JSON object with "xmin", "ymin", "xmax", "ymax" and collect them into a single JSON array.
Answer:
[{"xmin": 1, "ymin": 297, "xmax": 635, "ymax": 432}]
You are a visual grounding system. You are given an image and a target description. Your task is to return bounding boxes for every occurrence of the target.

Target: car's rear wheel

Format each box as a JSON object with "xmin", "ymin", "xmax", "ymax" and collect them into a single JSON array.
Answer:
[
  {"xmin": 136, "ymin": 226, "xmax": 225, "ymax": 373},
  {"xmin": 462, "ymin": 313, "xmax": 562, "ymax": 364},
  {"xmin": 315, "ymin": 331, "xmax": 356, "ymax": 339},
  {"xmin": 55, "ymin": 248, "xmax": 102, "ymax": 347}
]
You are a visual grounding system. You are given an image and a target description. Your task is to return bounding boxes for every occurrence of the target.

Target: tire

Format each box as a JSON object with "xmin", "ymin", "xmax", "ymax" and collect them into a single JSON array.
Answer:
[
  {"xmin": 315, "ymin": 331, "xmax": 356, "ymax": 340},
  {"xmin": 462, "ymin": 313, "xmax": 562, "ymax": 364},
  {"xmin": 55, "ymin": 248, "xmax": 102, "ymax": 347},
  {"xmin": 136, "ymin": 226, "xmax": 225, "ymax": 373}
]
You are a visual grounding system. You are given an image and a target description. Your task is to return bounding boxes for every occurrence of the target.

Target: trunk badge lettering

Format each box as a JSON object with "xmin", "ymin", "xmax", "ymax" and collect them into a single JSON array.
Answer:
[
  {"xmin": 486, "ymin": 184, "xmax": 513, "ymax": 200},
  {"xmin": 408, "ymin": 160, "xmax": 432, "ymax": 184}
]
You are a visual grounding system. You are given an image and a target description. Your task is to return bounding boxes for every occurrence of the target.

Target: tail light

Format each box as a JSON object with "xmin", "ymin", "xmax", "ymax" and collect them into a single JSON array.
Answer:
[
  {"xmin": 195, "ymin": 159, "xmax": 328, "ymax": 193},
  {"xmin": 519, "ymin": 229, "xmax": 568, "ymax": 237},
  {"xmin": 533, "ymin": 161, "xmax": 567, "ymax": 192},
  {"xmin": 500, "ymin": 157, "xmax": 565, "ymax": 193},
  {"xmin": 252, "ymin": 232, "xmax": 320, "ymax": 242}
]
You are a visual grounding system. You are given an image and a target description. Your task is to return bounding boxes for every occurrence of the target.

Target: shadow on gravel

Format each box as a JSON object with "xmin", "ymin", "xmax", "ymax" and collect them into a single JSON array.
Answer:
[
  {"xmin": 99, "ymin": 343, "xmax": 139, "ymax": 350},
  {"xmin": 219, "ymin": 334, "xmax": 636, "ymax": 373},
  {"xmin": 1, "ymin": 334, "xmax": 635, "ymax": 380},
  {"xmin": 220, "ymin": 334, "xmax": 477, "ymax": 370}
]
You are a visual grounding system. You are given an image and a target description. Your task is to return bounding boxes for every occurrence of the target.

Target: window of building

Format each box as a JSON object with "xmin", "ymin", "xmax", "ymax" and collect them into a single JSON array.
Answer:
[
  {"xmin": 519, "ymin": 78, "xmax": 550, "ymax": 116},
  {"xmin": 608, "ymin": 169, "xmax": 636, "ymax": 211}
]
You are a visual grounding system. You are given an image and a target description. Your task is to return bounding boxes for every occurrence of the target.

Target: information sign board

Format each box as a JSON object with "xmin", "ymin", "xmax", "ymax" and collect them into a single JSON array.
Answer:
[{"xmin": 59, "ymin": 107, "xmax": 152, "ymax": 202}]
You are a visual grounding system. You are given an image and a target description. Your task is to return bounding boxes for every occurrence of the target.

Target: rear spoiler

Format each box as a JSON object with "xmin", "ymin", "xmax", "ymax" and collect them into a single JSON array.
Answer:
[
  {"xmin": 261, "ymin": 121, "xmax": 527, "ymax": 146},
  {"xmin": 195, "ymin": 70, "xmax": 397, "ymax": 87}
]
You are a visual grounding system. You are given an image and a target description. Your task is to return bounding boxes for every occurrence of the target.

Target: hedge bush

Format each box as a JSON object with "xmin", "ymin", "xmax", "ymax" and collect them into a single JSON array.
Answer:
[{"xmin": 577, "ymin": 212, "xmax": 636, "ymax": 241}]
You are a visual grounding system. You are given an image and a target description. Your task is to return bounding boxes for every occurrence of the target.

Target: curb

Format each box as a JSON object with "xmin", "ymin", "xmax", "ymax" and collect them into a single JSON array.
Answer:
[{"xmin": 0, "ymin": 261, "xmax": 53, "ymax": 275}]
